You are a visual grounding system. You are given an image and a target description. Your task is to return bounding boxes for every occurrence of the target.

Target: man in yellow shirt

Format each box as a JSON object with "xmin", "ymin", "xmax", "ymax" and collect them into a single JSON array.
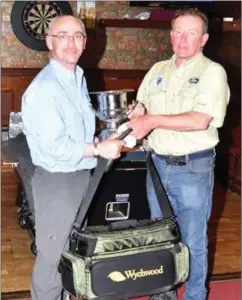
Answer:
[{"xmin": 128, "ymin": 8, "xmax": 230, "ymax": 300}]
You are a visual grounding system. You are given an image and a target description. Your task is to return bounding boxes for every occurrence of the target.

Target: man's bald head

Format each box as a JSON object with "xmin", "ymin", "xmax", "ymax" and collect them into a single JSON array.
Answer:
[
  {"xmin": 46, "ymin": 15, "xmax": 87, "ymax": 72},
  {"xmin": 47, "ymin": 15, "xmax": 86, "ymax": 36}
]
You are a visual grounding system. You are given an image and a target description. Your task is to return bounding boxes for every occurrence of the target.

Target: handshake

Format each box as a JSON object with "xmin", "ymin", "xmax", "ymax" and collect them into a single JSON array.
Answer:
[
  {"xmin": 89, "ymin": 101, "xmax": 147, "ymax": 159},
  {"xmin": 126, "ymin": 100, "xmax": 146, "ymax": 120},
  {"xmin": 116, "ymin": 101, "xmax": 146, "ymax": 149}
]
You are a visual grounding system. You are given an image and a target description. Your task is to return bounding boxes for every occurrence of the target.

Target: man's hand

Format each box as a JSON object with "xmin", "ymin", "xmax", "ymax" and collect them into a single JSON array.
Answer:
[
  {"xmin": 128, "ymin": 115, "xmax": 154, "ymax": 140},
  {"xmin": 99, "ymin": 133, "xmax": 125, "ymax": 159},
  {"xmin": 127, "ymin": 102, "xmax": 145, "ymax": 119}
]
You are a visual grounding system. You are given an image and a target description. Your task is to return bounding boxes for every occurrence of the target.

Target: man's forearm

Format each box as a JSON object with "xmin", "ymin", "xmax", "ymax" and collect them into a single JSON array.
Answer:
[
  {"xmin": 84, "ymin": 143, "xmax": 95, "ymax": 157},
  {"xmin": 150, "ymin": 111, "xmax": 212, "ymax": 131},
  {"xmin": 128, "ymin": 111, "xmax": 213, "ymax": 140}
]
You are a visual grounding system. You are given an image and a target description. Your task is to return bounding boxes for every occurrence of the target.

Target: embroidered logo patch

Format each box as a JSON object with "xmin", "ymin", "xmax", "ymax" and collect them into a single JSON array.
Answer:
[
  {"xmin": 188, "ymin": 77, "xmax": 199, "ymax": 84},
  {"xmin": 155, "ymin": 76, "xmax": 163, "ymax": 86}
]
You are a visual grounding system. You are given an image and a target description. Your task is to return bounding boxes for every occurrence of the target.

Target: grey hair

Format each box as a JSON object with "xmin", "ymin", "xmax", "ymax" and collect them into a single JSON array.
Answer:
[
  {"xmin": 47, "ymin": 15, "xmax": 86, "ymax": 36},
  {"xmin": 171, "ymin": 8, "xmax": 208, "ymax": 34}
]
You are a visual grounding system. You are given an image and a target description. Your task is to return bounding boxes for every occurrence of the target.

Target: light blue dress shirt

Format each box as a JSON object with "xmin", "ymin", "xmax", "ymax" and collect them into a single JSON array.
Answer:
[{"xmin": 21, "ymin": 59, "xmax": 97, "ymax": 172}]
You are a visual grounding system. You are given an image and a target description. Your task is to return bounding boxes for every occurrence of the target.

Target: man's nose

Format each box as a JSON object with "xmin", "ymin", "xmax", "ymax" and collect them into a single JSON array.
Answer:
[
  {"xmin": 180, "ymin": 32, "xmax": 188, "ymax": 42},
  {"xmin": 67, "ymin": 35, "xmax": 75, "ymax": 45}
]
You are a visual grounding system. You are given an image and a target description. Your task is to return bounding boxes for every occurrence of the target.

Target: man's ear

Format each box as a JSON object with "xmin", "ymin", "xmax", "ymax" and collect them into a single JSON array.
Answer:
[
  {"xmin": 83, "ymin": 37, "xmax": 87, "ymax": 50},
  {"xmin": 46, "ymin": 35, "xmax": 53, "ymax": 51},
  {"xmin": 170, "ymin": 30, "xmax": 173, "ymax": 39},
  {"xmin": 202, "ymin": 33, "xmax": 209, "ymax": 47}
]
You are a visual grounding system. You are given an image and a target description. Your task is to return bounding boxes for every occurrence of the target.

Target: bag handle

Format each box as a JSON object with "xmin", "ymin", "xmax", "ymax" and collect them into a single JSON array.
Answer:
[
  {"xmin": 109, "ymin": 219, "xmax": 138, "ymax": 230},
  {"xmin": 73, "ymin": 132, "xmax": 174, "ymax": 233}
]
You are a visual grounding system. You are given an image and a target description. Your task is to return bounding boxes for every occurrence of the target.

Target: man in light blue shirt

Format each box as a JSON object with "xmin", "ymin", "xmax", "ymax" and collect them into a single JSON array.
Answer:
[{"xmin": 22, "ymin": 15, "xmax": 124, "ymax": 300}]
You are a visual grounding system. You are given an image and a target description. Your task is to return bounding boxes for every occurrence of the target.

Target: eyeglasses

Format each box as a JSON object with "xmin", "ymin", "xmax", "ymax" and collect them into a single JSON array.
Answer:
[{"xmin": 48, "ymin": 33, "xmax": 87, "ymax": 42}]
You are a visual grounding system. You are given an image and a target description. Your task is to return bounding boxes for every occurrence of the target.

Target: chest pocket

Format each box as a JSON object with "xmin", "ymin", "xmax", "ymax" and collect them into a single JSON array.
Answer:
[
  {"xmin": 181, "ymin": 85, "xmax": 197, "ymax": 98},
  {"xmin": 177, "ymin": 85, "xmax": 198, "ymax": 112},
  {"xmin": 147, "ymin": 85, "xmax": 168, "ymax": 115}
]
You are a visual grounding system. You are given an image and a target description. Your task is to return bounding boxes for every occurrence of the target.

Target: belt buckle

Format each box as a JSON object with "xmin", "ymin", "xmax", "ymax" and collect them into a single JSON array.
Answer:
[
  {"xmin": 165, "ymin": 157, "xmax": 174, "ymax": 165},
  {"xmin": 164, "ymin": 156, "xmax": 186, "ymax": 166},
  {"xmin": 169, "ymin": 157, "xmax": 186, "ymax": 166}
]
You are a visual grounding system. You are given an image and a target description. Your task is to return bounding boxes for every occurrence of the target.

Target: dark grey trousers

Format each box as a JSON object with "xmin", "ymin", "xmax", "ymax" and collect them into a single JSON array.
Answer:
[{"xmin": 31, "ymin": 166, "xmax": 90, "ymax": 300}]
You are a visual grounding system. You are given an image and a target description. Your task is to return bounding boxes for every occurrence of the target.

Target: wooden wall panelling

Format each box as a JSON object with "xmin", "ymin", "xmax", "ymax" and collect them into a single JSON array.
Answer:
[
  {"xmin": 214, "ymin": 1, "xmax": 241, "ymax": 19},
  {"xmin": 229, "ymin": 151, "xmax": 241, "ymax": 193},
  {"xmin": 84, "ymin": 68, "xmax": 146, "ymax": 92},
  {"xmin": 1, "ymin": 68, "xmax": 146, "ymax": 127},
  {"xmin": 2, "ymin": 67, "xmax": 240, "ymax": 193},
  {"xmin": 216, "ymin": 91, "xmax": 241, "ymax": 194},
  {"xmin": 205, "ymin": 26, "xmax": 241, "ymax": 193},
  {"xmin": 1, "ymin": 90, "xmax": 14, "ymax": 127},
  {"xmin": 1, "ymin": 69, "xmax": 39, "ymax": 127},
  {"xmin": 103, "ymin": 77, "xmax": 141, "ymax": 92}
]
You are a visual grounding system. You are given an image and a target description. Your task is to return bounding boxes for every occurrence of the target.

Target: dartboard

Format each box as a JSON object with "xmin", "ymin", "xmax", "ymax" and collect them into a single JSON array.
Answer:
[
  {"xmin": 23, "ymin": 1, "xmax": 62, "ymax": 41},
  {"xmin": 11, "ymin": 1, "xmax": 73, "ymax": 51}
]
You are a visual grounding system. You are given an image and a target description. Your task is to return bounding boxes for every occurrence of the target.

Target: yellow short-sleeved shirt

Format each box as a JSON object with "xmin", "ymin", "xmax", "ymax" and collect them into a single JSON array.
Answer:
[{"xmin": 137, "ymin": 53, "xmax": 230, "ymax": 156}]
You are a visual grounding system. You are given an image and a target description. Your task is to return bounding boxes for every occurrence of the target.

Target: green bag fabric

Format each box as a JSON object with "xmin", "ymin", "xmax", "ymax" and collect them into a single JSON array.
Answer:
[
  {"xmin": 59, "ymin": 219, "xmax": 189, "ymax": 299},
  {"xmin": 59, "ymin": 152, "xmax": 190, "ymax": 299}
]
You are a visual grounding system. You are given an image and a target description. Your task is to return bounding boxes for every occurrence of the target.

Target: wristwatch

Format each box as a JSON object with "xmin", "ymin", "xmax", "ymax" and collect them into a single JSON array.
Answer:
[{"xmin": 93, "ymin": 142, "xmax": 100, "ymax": 157}]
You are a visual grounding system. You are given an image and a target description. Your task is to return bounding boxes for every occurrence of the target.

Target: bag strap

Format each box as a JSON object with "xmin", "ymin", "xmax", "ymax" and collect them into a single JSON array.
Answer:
[
  {"xmin": 73, "ymin": 132, "xmax": 174, "ymax": 231},
  {"xmin": 73, "ymin": 156, "xmax": 110, "ymax": 230},
  {"xmin": 73, "ymin": 129, "xmax": 132, "ymax": 230},
  {"xmin": 146, "ymin": 151, "xmax": 174, "ymax": 219}
]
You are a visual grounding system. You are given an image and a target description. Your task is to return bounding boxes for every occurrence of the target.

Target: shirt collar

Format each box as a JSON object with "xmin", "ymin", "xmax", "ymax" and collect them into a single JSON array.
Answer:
[
  {"xmin": 49, "ymin": 58, "xmax": 84, "ymax": 85},
  {"xmin": 171, "ymin": 52, "xmax": 204, "ymax": 70}
]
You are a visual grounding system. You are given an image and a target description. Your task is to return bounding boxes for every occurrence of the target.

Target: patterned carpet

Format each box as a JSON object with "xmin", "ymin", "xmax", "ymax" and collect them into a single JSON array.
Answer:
[{"xmin": 1, "ymin": 279, "xmax": 241, "ymax": 300}]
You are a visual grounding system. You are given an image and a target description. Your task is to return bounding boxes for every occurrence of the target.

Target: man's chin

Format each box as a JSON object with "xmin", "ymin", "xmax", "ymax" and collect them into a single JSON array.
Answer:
[
  {"xmin": 63, "ymin": 55, "xmax": 81, "ymax": 64},
  {"xmin": 65, "ymin": 59, "xmax": 79, "ymax": 65},
  {"xmin": 176, "ymin": 52, "xmax": 193, "ymax": 60}
]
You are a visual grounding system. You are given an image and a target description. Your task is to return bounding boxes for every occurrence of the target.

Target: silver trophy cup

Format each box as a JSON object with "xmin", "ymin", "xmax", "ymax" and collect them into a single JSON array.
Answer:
[
  {"xmin": 89, "ymin": 89, "xmax": 135, "ymax": 133},
  {"xmin": 89, "ymin": 89, "xmax": 135, "ymax": 221}
]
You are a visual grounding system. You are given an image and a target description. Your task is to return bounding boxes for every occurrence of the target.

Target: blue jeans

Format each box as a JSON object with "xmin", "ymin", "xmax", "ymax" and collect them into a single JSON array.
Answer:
[{"xmin": 147, "ymin": 150, "xmax": 215, "ymax": 300}]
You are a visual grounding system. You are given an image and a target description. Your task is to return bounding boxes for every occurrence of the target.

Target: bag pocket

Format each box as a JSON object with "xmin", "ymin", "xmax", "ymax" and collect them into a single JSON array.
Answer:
[
  {"xmin": 90, "ymin": 247, "xmax": 176, "ymax": 298},
  {"xmin": 59, "ymin": 252, "xmax": 87, "ymax": 298},
  {"xmin": 60, "ymin": 242, "xmax": 189, "ymax": 300}
]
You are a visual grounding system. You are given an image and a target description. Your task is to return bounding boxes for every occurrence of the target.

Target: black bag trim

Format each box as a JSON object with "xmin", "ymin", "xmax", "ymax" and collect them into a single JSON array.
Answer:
[
  {"xmin": 60, "ymin": 246, "xmax": 179, "ymax": 299},
  {"xmin": 90, "ymin": 249, "xmax": 176, "ymax": 297},
  {"xmin": 70, "ymin": 234, "xmax": 97, "ymax": 257},
  {"xmin": 71, "ymin": 219, "xmax": 180, "ymax": 257},
  {"xmin": 58, "ymin": 256, "xmax": 77, "ymax": 298}
]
